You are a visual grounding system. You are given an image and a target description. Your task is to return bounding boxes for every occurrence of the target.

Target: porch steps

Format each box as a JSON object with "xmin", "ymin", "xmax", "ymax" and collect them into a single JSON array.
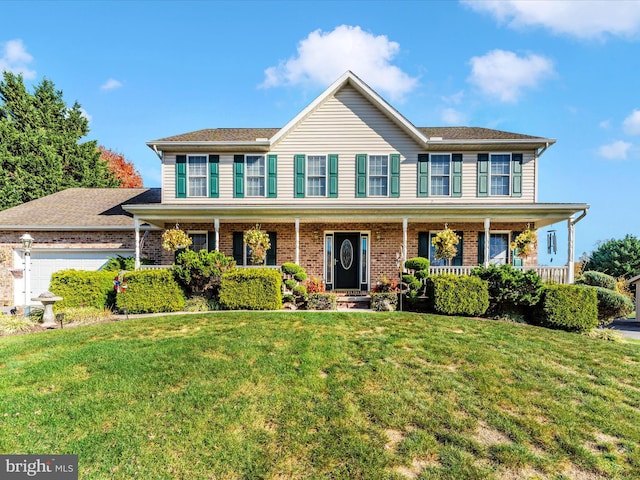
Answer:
[{"xmin": 335, "ymin": 293, "xmax": 370, "ymax": 310}]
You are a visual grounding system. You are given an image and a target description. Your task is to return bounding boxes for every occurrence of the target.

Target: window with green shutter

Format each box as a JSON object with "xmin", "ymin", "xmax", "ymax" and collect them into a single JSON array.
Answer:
[
  {"xmin": 328, "ymin": 154, "xmax": 338, "ymax": 197},
  {"xmin": 356, "ymin": 154, "xmax": 367, "ymax": 197},
  {"xmin": 511, "ymin": 153, "xmax": 522, "ymax": 197},
  {"xmin": 477, "ymin": 153, "xmax": 489, "ymax": 197},
  {"xmin": 390, "ymin": 154, "xmax": 400, "ymax": 197},
  {"xmin": 175, "ymin": 155, "xmax": 187, "ymax": 198},
  {"xmin": 452, "ymin": 153, "xmax": 462, "ymax": 197},
  {"xmin": 294, "ymin": 154, "xmax": 305, "ymax": 197},
  {"xmin": 417, "ymin": 154, "xmax": 429, "ymax": 197},
  {"xmin": 267, "ymin": 154, "xmax": 277, "ymax": 198}
]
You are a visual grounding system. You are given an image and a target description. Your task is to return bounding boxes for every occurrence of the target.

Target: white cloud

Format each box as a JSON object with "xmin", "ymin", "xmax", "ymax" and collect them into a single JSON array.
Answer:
[
  {"xmin": 623, "ymin": 109, "xmax": 640, "ymax": 135},
  {"xmin": 442, "ymin": 90, "xmax": 465, "ymax": 105},
  {"xmin": 441, "ymin": 108, "xmax": 467, "ymax": 125},
  {"xmin": 599, "ymin": 119, "xmax": 611, "ymax": 129},
  {"xmin": 260, "ymin": 25, "xmax": 418, "ymax": 102},
  {"xmin": 79, "ymin": 107, "xmax": 92, "ymax": 123},
  {"xmin": 462, "ymin": 0, "xmax": 640, "ymax": 40},
  {"xmin": 100, "ymin": 78, "xmax": 123, "ymax": 91},
  {"xmin": 0, "ymin": 39, "xmax": 36, "ymax": 79},
  {"xmin": 598, "ymin": 140, "xmax": 632, "ymax": 160},
  {"xmin": 468, "ymin": 49, "xmax": 554, "ymax": 103}
]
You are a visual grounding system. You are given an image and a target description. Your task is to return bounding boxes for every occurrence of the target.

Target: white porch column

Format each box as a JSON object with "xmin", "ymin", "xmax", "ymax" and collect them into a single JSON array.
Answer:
[
  {"xmin": 134, "ymin": 216, "xmax": 141, "ymax": 270},
  {"xmin": 295, "ymin": 218, "xmax": 300, "ymax": 265},
  {"xmin": 214, "ymin": 218, "xmax": 220, "ymax": 251},
  {"xmin": 567, "ymin": 215, "xmax": 575, "ymax": 284},
  {"xmin": 484, "ymin": 217, "xmax": 491, "ymax": 267},
  {"xmin": 402, "ymin": 217, "xmax": 408, "ymax": 262}
]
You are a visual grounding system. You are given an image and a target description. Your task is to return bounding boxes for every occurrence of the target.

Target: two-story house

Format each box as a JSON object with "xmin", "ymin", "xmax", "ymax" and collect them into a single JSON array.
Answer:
[{"xmin": 0, "ymin": 71, "xmax": 588, "ymax": 305}]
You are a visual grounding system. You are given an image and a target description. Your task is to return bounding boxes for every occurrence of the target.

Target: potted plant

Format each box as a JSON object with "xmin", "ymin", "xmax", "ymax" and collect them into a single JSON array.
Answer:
[
  {"xmin": 511, "ymin": 228, "xmax": 537, "ymax": 259},
  {"xmin": 431, "ymin": 226, "xmax": 460, "ymax": 266},
  {"xmin": 243, "ymin": 224, "xmax": 271, "ymax": 265},
  {"xmin": 162, "ymin": 225, "xmax": 192, "ymax": 252}
]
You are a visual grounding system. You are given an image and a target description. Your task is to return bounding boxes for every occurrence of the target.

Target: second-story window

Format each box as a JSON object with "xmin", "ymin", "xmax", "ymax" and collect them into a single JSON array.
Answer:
[
  {"xmin": 187, "ymin": 155, "xmax": 208, "ymax": 197},
  {"xmin": 490, "ymin": 154, "xmax": 510, "ymax": 196},
  {"xmin": 369, "ymin": 155, "xmax": 388, "ymax": 196},
  {"xmin": 430, "ymin": 154, "xmax": 451, "ymax": 196},
  {"xmin": 307, "ymin": 155, "xmax": 327, "ymax": 196},
  {"xmin": 246, "ymin": 154, "xmax": 265, "ymax": 197}
]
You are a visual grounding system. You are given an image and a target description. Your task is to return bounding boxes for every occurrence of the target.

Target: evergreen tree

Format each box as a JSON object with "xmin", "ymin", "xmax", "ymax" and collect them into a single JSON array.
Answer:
[
  {"xmin": 585, "ymin": 234, "xmax": 640, "ymax": 279},
  {"xmin": 0, "ymin": 72, "xmax": 119, "ymax": 210}
]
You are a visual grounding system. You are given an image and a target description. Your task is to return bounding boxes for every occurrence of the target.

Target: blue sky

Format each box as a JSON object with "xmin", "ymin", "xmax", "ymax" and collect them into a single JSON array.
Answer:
[{"xmin": 3, "ymin": 0, "xmax": 640, "ymax": 263}]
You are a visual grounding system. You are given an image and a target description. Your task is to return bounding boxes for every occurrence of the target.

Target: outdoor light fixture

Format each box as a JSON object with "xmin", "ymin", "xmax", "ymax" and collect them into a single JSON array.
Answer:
[{"xmin": 20, "ymin": 233, "xmax": 34, "ymax": 314}]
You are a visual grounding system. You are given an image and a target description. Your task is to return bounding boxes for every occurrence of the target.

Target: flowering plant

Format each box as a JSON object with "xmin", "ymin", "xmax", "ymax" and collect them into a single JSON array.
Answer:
[
  {"xmin": 243, "ymin": 224, "xmax": 271, "ymax": 264},
  {"xmin": 510, "ymin": 228, "xmax": 537, "ymax": 259},
  {"xmin": 162, "ymin": 226, "xmax": 192, "ymax": 252},
  {"xmin": 431, "ymin": 227, "xmax": 460, "ymax": 264}
]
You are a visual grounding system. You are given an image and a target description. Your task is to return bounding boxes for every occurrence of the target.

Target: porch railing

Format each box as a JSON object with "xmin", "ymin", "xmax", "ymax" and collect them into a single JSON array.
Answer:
[{"xmin": 428, "ymin": 265, "xmax": 569, "ymax": 284}]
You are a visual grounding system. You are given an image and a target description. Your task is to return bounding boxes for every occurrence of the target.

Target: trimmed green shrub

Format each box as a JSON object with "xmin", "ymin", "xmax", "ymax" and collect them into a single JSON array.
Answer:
[
  {"xmin": 101, "ymin": 255, "xmax": 153, "ymax": 272},
  {"xmin": 173, "ymin": 249, "xmax": 236, "ymax": 298},
  {"xmin": 471, "ymin": 264, "xmax": 543, "ymax": 318},
  {"xmin": 50, "ymin": 270, "xmax": 116, "ymax": 310},
  {"xmin": 426, "ymin": 274, "xmax": 489, "ymax": 316},
  {"xmin": 405, "ymin": 257, "xmax": 430, "ymax": 272},
  {"xmin": 284, "ymin": 279, "xmax": 297, "ymax": 290},
  {"xmin": 293, "ymin": 285, "xmax": 307, "ymax": 297},
  {"xmin": 281, "ymin": 263, "xmax": 303, "ymax": 276},
  {"xmin": 402, "ymin": 274, "xmax": 422, "ymax": 292},
  {"xmin": 536, "ymin": 284, "xmax": 598, "ymax": 332},
  {"xmin": 307, "ymin": 293, "xmax": 337, "ymax": 310},
  {"xmin": 591, "ymin": 286, "xmax": 634, "ymax": 325},
  {"xmin": 281, "ymin": 263, "xmax": 308, "ymax": 307},
  {"xmin": 370, "ymin": 292, "xmax": 398, "ymax": 311},
  {"xmin": 220, "ymin": 268, "xmax": 282, "ymax": 310},
  {"xmin": 184, "ymin": 296, "xmax": 210, "ymax": 312},
  {"xmin": 576, "ymin": 271, "xmax": 618, "ymax": 290},
  {"xmin": 116, "ymin": 269, "xmax": 185, "ymax": 314}
]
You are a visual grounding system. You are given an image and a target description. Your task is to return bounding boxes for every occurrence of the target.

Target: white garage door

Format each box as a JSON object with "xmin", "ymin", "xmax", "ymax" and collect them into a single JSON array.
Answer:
[{"xmin": 14, "ymin": 250, "xmax": 132, "ymax": 306}]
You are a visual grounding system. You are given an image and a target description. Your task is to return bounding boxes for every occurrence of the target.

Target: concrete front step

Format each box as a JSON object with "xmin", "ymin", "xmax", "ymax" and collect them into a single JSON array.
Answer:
[{"xmin": 336, "ymin": 295, "xmax": 370, "ymax": 309}]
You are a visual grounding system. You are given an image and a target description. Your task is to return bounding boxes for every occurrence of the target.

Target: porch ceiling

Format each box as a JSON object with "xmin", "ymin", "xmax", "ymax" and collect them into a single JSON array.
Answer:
[{"xmin": 124, "ymin": 202, "xmax": 589, "ymax": 229}]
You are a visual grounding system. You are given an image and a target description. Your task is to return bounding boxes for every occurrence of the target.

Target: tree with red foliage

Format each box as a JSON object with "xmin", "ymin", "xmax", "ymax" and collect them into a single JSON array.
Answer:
[{"xmin": 98, "ymin": 146, "xmax": 143, "ymax": 188}]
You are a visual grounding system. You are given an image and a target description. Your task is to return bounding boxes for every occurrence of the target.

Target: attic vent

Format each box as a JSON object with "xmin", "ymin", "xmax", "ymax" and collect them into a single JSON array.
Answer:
[
  {"xmin": 255, "ymin": 138, "xmax": 269, "ymax": 141},
  {"xmin": 429, "ymin": 137, "xmax": 443, "ymax": 141}
]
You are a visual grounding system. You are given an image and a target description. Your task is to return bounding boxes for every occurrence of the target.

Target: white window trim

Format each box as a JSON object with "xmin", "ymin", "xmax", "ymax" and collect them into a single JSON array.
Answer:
[
  {"xmin": 245, "ymin": 154, "xmax": 266, "ymax": 198},
  {"xmin": 187, "ymin": 154, "xmax": 208, "ymax": 197},
  {"xmin": 488, "ymin": 230, "xmax": 511, "ymax": 264},
  {"xmin": 306, "ymin": 154, "xmax": 328, "ymax": 197},
  {"xmin": 368, "ymin": 154, "xmax": 390, "ymax": 197},
  {"xmin": 489, "ymin": 152, "xmax": 511, "ymax": 197},
  {"xmin": 430, "ymin": 153, "xmax": 452, "ymax": 197}
]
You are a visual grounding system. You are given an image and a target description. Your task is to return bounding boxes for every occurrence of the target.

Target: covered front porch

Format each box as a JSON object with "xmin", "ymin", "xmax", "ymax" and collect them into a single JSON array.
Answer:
[{"xmin": 124, "ymin": 202, "xmax": 589, "ymax": 286}]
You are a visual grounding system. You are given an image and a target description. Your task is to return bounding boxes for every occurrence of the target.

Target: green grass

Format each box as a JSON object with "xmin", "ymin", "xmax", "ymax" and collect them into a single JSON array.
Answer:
[{"xmin": 1, "ymin": 312, "xmax": 639, "ymax": 479}]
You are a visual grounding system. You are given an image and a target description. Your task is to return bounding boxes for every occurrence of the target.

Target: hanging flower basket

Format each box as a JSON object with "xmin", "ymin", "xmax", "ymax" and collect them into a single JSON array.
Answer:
[
  {"xmin": 510, "ymin": 228, "xmax": 538, "ymax": 259},
  {"xmin": 162, "ymin": 226, "xmax": 192, "ymax": 252},
  {"xmin": 431, "ymin": 227, "xmax": 460, "ymax": 264},
  {"xmin": 244, "ymin": 224, "xmax": 271, "ymax": 265}
]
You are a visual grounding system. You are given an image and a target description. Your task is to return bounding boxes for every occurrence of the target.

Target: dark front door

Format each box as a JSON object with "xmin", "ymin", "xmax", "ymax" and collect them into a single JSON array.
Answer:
[{"xmin": 334, "ymin": 233, "xmax": 360, "ymax": 290}]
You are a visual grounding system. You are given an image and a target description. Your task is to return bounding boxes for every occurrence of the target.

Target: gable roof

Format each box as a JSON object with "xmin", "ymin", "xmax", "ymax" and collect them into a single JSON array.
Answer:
[
  {"xmin": 147, "ymin": 71, "xmax": 555, "ymax": 153},
  {"xmin": 0, "ymin": 188, "xmax": 161, "ymax": 230}
]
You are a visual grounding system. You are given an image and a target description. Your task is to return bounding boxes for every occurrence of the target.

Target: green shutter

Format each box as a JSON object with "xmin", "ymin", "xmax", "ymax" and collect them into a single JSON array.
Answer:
[
  {"xmin": 233, "ymin": 155, "xmax": 244, "ymax": 198},
  {"xmin": 453, "ymin": 231, "xmax": 464, "ymax": 266},
  {"xmin": 176, "ymin": 155, "xmax": 187, "ymax": 198},
  {"xmin": 328, "ymin": 154, "xmax": 338, "ymax": 198},
  {"xmin": 478, "ymin": 232, "xmax": 485, "ymax": 265},
  {"xmin": 452, "ymin": 154, "xmax": 462, "ymax": 197},
  {"xmin": 418, "ymin": 232, "xmax": 429, "ymax": 258},
  {"xmin": 389, "ymin": 153, "xmax": 400, "ymax": 197},
  {"xmin": 417, "ymin": 154, "xmax": 429, "ymax": 197},
  {"xmin": 232, "ymin": 232, "xmax": 244, "ymax": 264},
  {"xmin": 511, "ymin": 153, "xmax": 522, "ymax": 197},
  {"xmin": 266, "ymin": 232, "xmax": 277, "ymax": 266},
  {"xmin": 511, "ymin": 231, "xmax": 523, "ymax": 266},
  {"xmin": 208, "ymin": 155, "xmax": 219, "ymax": 198},
  {"xmin": 267, "ymin": 154, "xmax": 277, "ymax": 198},
  {"xmin": 207, "ymin": 231, "xmax": 216, "ymax": 252},
  {"xmin": 294, "ymin": 154, "xmax": 305, "ymax": 198},
  {"xmin": 477, "ymin": 153, "xmax": 489, "ymax": 197},
  {"xmin": 356, "ymin": 154, "xmax": 367, "ymax": 197}
]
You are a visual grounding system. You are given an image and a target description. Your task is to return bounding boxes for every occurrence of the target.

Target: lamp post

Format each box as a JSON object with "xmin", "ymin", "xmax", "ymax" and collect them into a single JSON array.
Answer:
[{"xmin": 20, "ymin": 233, "xmax": 34, "ymax": 315}]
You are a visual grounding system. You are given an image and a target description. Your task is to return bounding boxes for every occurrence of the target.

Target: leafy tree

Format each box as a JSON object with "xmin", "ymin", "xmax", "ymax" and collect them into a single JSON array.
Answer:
[
  {"xmin": 585, "ymin": 234, "xmax": 640, "ymax": 279},
  {"xmin": 98, "ymin": 146, "xmax": 143, "ymax": 188},
  {"xmin": 0, "ymin": 72, "xmax": 119, "ymax": 210}
]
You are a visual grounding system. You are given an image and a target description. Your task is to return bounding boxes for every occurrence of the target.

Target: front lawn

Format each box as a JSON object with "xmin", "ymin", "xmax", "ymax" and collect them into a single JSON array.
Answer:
[{"xmin": 1, "ymin": 312, "xmax": 639, "ymax": 479}]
